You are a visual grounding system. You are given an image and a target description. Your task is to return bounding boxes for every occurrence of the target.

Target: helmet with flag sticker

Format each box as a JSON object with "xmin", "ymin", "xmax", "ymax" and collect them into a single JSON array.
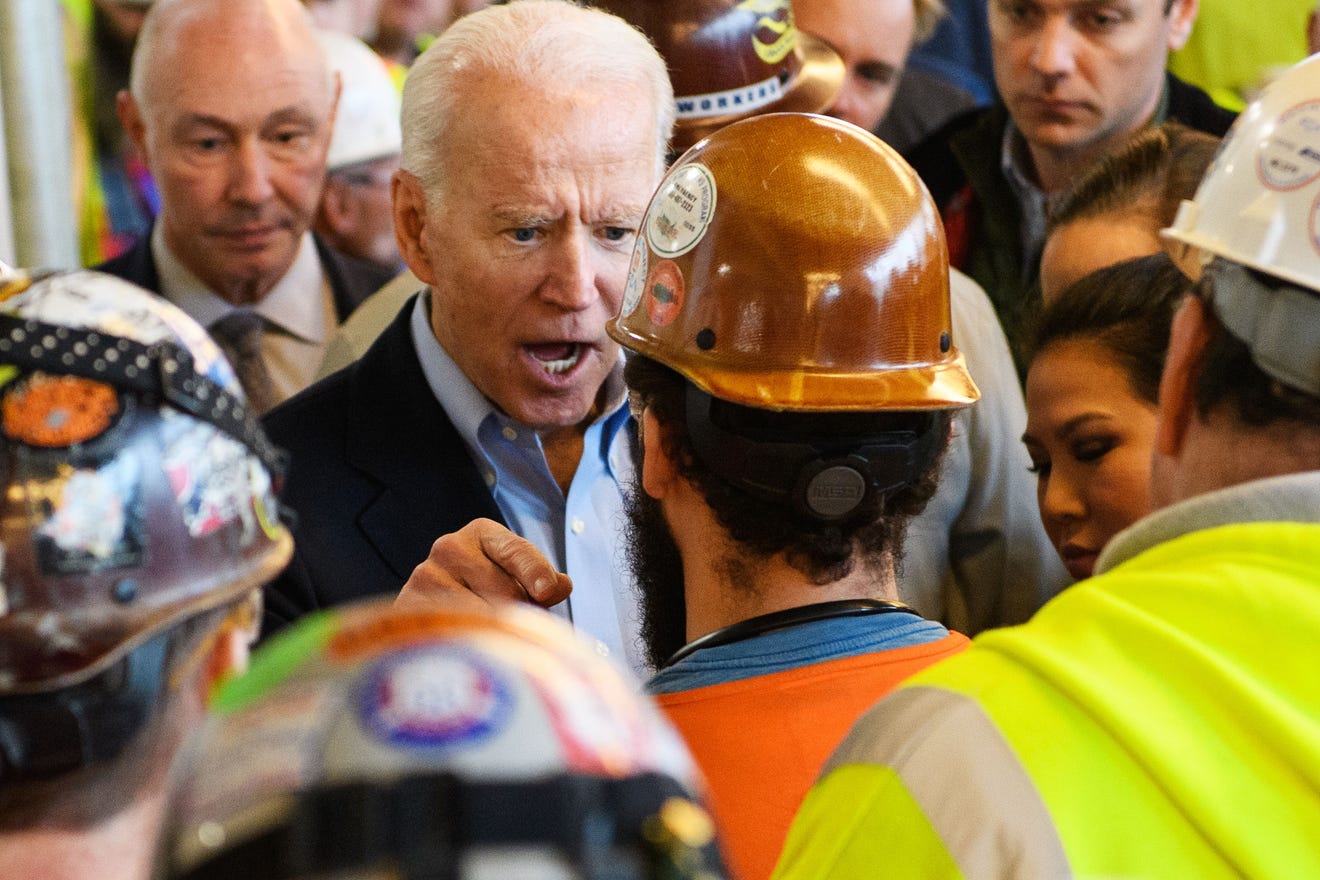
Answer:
[{"xmin": 159, "ymin": 598, "xmax": 727, "ymax": 880}]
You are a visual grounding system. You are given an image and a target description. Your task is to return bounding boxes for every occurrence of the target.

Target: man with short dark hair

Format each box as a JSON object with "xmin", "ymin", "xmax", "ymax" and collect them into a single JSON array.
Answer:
[{"xmin": 908, "ymin": 0, "xmax": 1235, "ymax": 373}]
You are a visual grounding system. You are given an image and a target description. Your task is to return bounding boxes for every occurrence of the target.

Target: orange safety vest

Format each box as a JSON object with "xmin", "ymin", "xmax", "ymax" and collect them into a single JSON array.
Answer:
[{"xmin": 655, "ymin": 632, "xmax": 969, "ymax": 880}]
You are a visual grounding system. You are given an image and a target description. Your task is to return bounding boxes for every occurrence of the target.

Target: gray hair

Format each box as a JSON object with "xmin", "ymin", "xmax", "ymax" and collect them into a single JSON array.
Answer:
[{"xmin": 400, "ymin": 0, "xmax": 675, "ymax": 208}]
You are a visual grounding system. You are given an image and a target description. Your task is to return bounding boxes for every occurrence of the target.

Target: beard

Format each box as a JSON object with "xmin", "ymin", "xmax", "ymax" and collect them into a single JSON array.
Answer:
[{"xmin": 623, "ymin": 479, "xmax": 688, "ymax": 670}]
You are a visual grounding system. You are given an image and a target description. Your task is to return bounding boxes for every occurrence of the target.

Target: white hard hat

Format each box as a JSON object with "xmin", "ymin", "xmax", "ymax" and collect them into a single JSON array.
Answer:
[
  {"xmin": 1162, "ymin": 52, "xmax": 1320, "ymax": 293},
  {"xmin": 160, "ymin": 600, "xmax": 727, "ymax": 880},
  {"xmin": 316, "ymin": 30, "xmax": 403, "ymax": 170}
]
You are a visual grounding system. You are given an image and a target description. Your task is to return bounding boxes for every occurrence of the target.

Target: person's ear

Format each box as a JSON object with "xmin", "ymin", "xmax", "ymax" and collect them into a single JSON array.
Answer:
[
  {"xmin": 640, "ymin": 408, "xmax": 680, "ymax": 501},
  {"xmin": 116, "ymin": 90, "xmax": 149, "ymax": 160},
  {"xmin": 1165, "ymin": 0, "xmax": 1199, "ymax": 51},
  {"xmin": 392, "ymin": 170, "xmax": 438, "ymax": 285},
  {"xmin": 1155, "ymin": 295, "xmax": 1213, "ymax": 458},
  {"xmin": 318, "ymin": 174, "xmax": 354, "ymax": 235}
]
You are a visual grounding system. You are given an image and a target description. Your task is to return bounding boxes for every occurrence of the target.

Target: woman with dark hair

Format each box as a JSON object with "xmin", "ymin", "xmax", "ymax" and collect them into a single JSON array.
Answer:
[
  {"xmin": 1039, "ymin": 121, "xmax": 1220, "ymax": 303},
  {"xmin": 1022, "ymin": 253, "xmax": 1189, "ymax": 580}
]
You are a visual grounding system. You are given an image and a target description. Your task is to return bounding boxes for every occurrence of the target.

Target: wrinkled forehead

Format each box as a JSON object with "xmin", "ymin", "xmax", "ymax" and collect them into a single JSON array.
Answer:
[{"xmin": 447, "ymin": 72, "xmax": 662, "ymax": 174}]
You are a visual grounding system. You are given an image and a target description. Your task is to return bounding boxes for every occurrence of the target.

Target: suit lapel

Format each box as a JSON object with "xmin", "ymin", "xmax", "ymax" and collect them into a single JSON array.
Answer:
[{"xmin": 344, "ymin": 297, "xmax": 504, "ymax": 581}]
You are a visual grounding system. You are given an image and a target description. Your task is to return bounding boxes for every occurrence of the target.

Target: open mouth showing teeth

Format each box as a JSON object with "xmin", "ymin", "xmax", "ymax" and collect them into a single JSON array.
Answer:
[{"xmin": 529, "ymin": 343, "xmax": 583, "ymax": 375}]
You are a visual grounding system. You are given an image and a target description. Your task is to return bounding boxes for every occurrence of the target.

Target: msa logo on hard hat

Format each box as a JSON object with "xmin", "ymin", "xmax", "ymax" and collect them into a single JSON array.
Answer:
[{"xmin": 806, "ymin": 467, "xmax": 867, "ymax": 519}]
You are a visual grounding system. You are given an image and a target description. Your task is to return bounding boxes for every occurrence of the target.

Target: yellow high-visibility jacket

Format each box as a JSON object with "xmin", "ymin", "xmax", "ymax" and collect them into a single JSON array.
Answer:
[{"xmin": 775, "ymin": 480, "xmax": 1320, "ymax": 879}]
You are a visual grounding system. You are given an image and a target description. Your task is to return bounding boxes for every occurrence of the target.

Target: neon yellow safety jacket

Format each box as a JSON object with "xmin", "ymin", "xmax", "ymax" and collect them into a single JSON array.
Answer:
[{"xmin": 774, "ymin": 473, "xmax": 1320, "ymax": 879}]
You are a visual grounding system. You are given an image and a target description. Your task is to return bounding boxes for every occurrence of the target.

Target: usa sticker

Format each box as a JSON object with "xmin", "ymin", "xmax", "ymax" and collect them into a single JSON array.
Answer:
[
  {"xmin": 1257, "ymin": 100, "xmax": 1320, "ymax": 191},
  {"xmin": 162, "ymin": 418, "xmax": 255, "ymax": 540},
  {"xmin": 620, "ymin": 240, "xmax": 648, "ymax": 317},
  {"xmin": 361, "ymin": 648, "xmax": 511, "ymax": 749},
  {"xmin": 645, "ymin": 163, "xmax": 716, "ymax": 259}
]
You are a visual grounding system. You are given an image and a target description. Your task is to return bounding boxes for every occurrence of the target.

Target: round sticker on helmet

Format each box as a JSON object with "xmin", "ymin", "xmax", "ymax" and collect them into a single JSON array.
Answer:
[
  {"xmin": 361, "ymin": 648, "xmax": 511, "ymax": 749},
  {"xmin": 646, "ymin": 163, "xmax": 717, "ymax": 258},
  {"xmin": 646, "ymin": 260, "xmax": 685, "ymax": 327},
  {"xmin": 1257, "ymin": 100, "xmax": 1320, "ymax": 191},
  {"xmin": 620, "ymin": 240, "xmax": 648, "ymax": 317}
]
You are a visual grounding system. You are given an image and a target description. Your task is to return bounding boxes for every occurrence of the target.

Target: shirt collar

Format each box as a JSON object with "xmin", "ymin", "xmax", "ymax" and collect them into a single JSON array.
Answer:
[
  {"xmin": 407, "ymin": 292, "xmax": 630, "ymax": 466},
  {"xmin": 1000, "ymin": 117, "xmax": 1043, "ymax": 202},
  {"xmin": 1096, "ymin": 471, "xmax": 1320, "ymax": 574},
  {"xmin": 151, "ymin": 225, "xmax": 328, "ymax": 341}
]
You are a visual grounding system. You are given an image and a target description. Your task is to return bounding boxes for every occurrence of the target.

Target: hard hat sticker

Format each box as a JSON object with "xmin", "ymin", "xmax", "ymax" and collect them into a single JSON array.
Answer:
[
  {"xmin": 1257, "ymin": 100, "xmax": 1320, "ymax": 191},
  {"xmin": 646, "ymin": 163, "xmax": 717, "ymax": 259},
  {"xmin": 646, "ymin": 260, "xmax": 686, "ymax": 327},
  {"xmin": 621, "ymin": 240, "xmax": 649, "ymax": 317},
  {"xmin": 5, "ymin": 273, "xmax": 237, "ymax": 390},
  {"xmin": 33, "ymin": 453, "xmax": 144, "ymax": 575},
  {"xmin": 522, "ymin": 654, "xmax": 647, "ymax": 776},
  {"xmin": 181, "ymin": 682, "xmax": 332, "ymax": 830},
  {"xmin": 162, "ymin": 415, "xmax": 261, "ymax": 542},
  {"xmin": 737, "ymin": 0, "xmax": 797, "ymax": 65},
  {"xmin": 2, "ymin": 373, "xmax": 120, "ymax": 447},
  {"xmin": 361, "ymin": 647, "xmax": 512, "ymax": 749}
]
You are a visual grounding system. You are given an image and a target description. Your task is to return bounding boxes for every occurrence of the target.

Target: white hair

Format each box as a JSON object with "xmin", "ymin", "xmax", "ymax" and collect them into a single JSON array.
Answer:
[{"xmin": 400, "ymin": 0, "xmax": 675, "ymax": 208}]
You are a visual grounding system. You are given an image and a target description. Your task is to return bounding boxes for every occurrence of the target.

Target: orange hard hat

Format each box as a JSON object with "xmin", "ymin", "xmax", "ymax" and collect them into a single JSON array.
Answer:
[
  {"xmin": 609, "ymin": 112, "xmax": 980, "ymax": 412},
  {"xmin": 591, "ymin": 0, "xmax": 844, "ymax": 151}
]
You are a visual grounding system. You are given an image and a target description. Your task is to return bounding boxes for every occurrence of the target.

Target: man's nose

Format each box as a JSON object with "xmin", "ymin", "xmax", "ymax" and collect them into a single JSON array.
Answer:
[
  {"xmin": 227, "ymin": 140, "xmax": 276, "ymax": 206},
  {"xmin": 541, "ymin": 227, "xmax": 601, "ymax": 311},
  {"xmin": 1030, "ymin": 16, "xmax": 1079, "ymax": 78}
]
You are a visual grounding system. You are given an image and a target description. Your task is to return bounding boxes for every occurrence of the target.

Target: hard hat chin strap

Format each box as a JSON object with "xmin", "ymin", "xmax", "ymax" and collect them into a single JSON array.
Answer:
[
  {"xmin": 0, "ymin": 630, "xmax": 169, "ymax": 783},
  {"xmin": 682, "ymin": 385, "xmax": 938, "ymax": 522}
]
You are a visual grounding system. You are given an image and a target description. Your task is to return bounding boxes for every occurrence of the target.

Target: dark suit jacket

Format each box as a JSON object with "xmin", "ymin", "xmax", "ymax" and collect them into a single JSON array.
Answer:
[
  {"xmin": 904, "ymin": 71, "xmax": 1236, "ymax": 375},
  {"xmin": 259, "ymin": 295, "xmax": 505, "ymax": 636},
  {"xmin": 93, "ymin": 225, "xmax": 391, "ymax": 322}
]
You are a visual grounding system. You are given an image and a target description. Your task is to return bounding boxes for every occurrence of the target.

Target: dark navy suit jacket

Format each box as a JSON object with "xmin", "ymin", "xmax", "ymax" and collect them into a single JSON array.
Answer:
[{"xmin": 259, "ymin": 296, "xmax": 506, "ymax": 636}]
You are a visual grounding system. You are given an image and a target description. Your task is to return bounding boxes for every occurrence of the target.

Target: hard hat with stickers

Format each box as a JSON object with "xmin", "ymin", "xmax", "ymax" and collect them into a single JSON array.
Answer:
[
  {"xmin": 609, "ymin": 112, "xmax": 979, "ymax": 523},
  {"xmin": 1162, "ymin": 52, "xmax": 1320, "ymax": 399},
  {"xmin": 611, "ymin": 112, "xmax": 979, "ymax": 413},
  {"xmin": 1163, "ymin": 52, "xmax": 1320, "ymax": 292},
  {"xmin": 160, "ymin": 599, "xmax": 728, "ymax": 880},
  {"xmin": 591, "ymin": 0, "xmax": 845, "ymax": 151},
  {"xmin": 0, "ymin": 265, "xmax": 291, "ymax": 780}
]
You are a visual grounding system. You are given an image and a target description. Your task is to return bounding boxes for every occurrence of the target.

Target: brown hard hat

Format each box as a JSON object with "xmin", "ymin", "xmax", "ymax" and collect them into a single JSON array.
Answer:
[
  {"xmin": 609, "ymin": 113, "xmax": 980, "ymax": 412},
  {"xmin": 0, "ymin": 268, "xmax": 292, "ymax": 694},
  {"xmin": 591, "ymin": 0, "xmax": 845, "ymax": 150}
]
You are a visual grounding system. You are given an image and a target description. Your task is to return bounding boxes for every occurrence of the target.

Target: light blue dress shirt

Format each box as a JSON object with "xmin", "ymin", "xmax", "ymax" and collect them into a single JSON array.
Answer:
[{"xmin": 408, "ymin": 295, "xmax": 644, "ymax": 672}]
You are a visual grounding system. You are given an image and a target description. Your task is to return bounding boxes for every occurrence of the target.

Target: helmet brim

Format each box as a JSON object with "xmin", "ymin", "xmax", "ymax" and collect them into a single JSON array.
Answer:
[{"xmin": 672, "ymin": 32, "xmax": 845, "ymax": 150}]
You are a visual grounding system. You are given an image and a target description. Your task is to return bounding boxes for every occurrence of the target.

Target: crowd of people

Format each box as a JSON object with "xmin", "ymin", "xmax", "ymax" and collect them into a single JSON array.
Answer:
[{"xmin": 3, "ymin": 0, "xmax": 1320, "ymax": 878}]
